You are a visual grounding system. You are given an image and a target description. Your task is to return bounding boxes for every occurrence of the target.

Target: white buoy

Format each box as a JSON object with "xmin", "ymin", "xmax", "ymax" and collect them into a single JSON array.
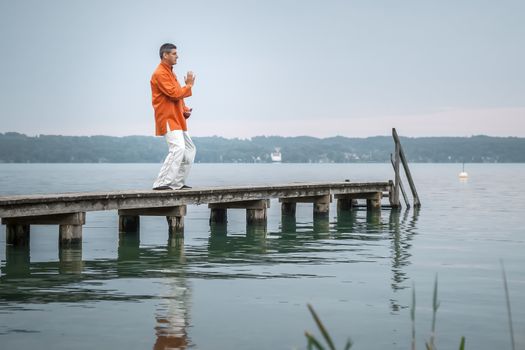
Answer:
[{"xmin": 459, "ymin": 162, "xmax": 468, "ymax": 179}]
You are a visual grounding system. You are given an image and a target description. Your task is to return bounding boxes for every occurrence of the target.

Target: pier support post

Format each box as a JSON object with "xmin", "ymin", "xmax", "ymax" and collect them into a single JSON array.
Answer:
[
  {"xmin": 281, "ymin": 202, "xmax": 296, "ymax": 217},
  {"xmin": 246, "ymin": 208, "xmax": 267, "ymax": 225},
  {"xmin": 119, "ymin": 215, "xmax": 140, "ymax": 234},
  {"xmin": 59, "ymin": 224, "xmax": 83, "ymax": 247},
  {"xmin": 118, "ymin": 206, "xmax": 187, "ymax": 238},
  {"xmin": 167, "ymin": 205, "xmax": 187, "ymax": 238},
  {"xmin": 313, "ymin": 195, "xmax": 331, "ymax": 218},
  {"xmin": 3, "ymin": 212, "xmax": 85, "ymax": 247},
  {"xmin": 6, "ymin": 224, "xmax": 30, "ymax": 246},
  {"xmin": 209, "ymin": 200, "xmax": 269, "ymax": 227},
  {"xmin": 366, "ymin": 192, "xmax": 382, "ymax": 211},
  {"xmin": 209, "ymin": 208, "xmax": 227, "ymax": 224},
  {"xmin": 167, "ymin": 215, "xmax": 185, "ymax": 238},
  {"xmin": 336, "ymin": 197, "xmax": 359, "ymax": 213}
]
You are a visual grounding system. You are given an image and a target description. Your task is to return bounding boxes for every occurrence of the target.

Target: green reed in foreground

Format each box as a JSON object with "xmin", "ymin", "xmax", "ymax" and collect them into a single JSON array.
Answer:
[{"xmin": 305, "ymin": 269, "xmax": 516, "ymax": 350}]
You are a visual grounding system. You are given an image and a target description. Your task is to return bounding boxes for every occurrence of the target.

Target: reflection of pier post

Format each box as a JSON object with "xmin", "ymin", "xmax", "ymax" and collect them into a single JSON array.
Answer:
[
  {"xmin": 3, "ymin": 245, "xmax": 30, "ymax": 277},
  {"xmin": 168, "ymin": 236, "xmax": 185, "ymax": 262},
  {"xmin": 280, "ymin": 216, "xmax": 297, "ymax": 236},
  {"xmin": 366, "ymin": 209, "xmax": 381, "ymax": 227},
  {"xmin": 388, "ymin": 208, "xmax": 420, "ymax": 313},
  {"xmin": 58, "ymin": 247, "xmax": 83, "ymax": 274},
  {"xmin": 118, "ymin": 231, "xmax": 140, "ymax": 261},
  {"xmin": 334, "ymin": 210, "xmax": 359, "ymax": 234},
  {"xmin": 313, "ymin": 216, "xmax": 330, "ymax": 236},
  {"xmin": 246, "ymin": 221, "xmax": 267, "ymax": 237}
]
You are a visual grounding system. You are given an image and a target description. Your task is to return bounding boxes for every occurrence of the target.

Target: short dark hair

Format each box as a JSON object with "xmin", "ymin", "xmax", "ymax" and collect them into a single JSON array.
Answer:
[{"xmin": 159, "ymin": 43, "xmax": 177, "ymax": 59}]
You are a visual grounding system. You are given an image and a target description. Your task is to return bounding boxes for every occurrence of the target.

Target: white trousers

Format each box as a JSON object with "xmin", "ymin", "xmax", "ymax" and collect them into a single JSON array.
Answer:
[{"xmin": 153, "ymin": 125, "xmax": 196, "ymax": 189}]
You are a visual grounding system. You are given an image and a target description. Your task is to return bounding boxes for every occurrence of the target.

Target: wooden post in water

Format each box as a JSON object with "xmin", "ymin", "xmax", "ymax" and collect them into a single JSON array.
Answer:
[
  {"xmin": 336, "ymin": 196, "xmax": 355, "ymax": 213},
  {"xmin": 281, "ymin": 202, "xmax": 296, "ymax": 217},
  {"xmin": 393, "ymin": 141, "xmax": 401, "ymax": 208},
  {"xmin": 167, "ymin": 206, "xmax": 187, "ymax": 238},
  {"xmin": 209, "ymin": 200, "xmax": 269, "ymax": 226},
  {"xmin": 209, "ymin": 208, "xmax": 227, "ymax": 224},
  {"xmin": 3, "ymin": 212, "xmax": 85, "ymax": 247},
  {"xmin": 313, "ymin": 195, "xmax": 331, "ymax": 218},
  {"xmin": 6, "ymin": 224, "xmax": 30, "ymax": 246},
  {"xmin": 59, "ymin": 224, "xmax": 83, "ymax": 247},
  {"xmin": 366, "ymin": 192, "xmax": 382, "ymax": 211},
  {"xmin": 118, "ymin": 206, "xmax": 187, "ymax": 238},
  {"xmin": 119, "ymin": 215, "xmax": 140, "ymax": 234},
  {"xmin": 390, "ymin": 155, "xmax": 410, "ymax": 208},
  {"xmin": 392, "ymin": 128, "xmax": 421, "ymax": 207},
  {"xmin": 246, "ymin": 200, "xmax": 269, "ymax": 225},
  {"xmin": 246, "ymin": 208, "xmax": 267, "ymax": 225}
]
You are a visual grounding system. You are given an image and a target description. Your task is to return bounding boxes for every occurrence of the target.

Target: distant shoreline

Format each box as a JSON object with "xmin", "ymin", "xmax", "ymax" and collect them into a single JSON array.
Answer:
[{"xmin": 2, "ymin": 132, "xmax": 524, "ymax": 163}]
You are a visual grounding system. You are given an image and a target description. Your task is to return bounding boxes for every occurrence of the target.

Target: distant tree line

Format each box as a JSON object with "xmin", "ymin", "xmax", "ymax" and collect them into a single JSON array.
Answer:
[{"xmin": 0, "ymin": 132, "xmax": 524, "ymax": 163}]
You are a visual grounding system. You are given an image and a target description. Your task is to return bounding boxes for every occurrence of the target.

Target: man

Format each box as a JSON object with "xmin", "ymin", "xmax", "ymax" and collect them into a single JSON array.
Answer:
[{"xmin": 151, "ymin": 43, "xmax": 196, "ymax": 190}]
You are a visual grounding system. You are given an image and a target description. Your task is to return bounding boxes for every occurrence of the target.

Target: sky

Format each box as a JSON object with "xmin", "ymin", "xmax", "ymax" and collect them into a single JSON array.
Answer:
[{"xmin": 0, "ymin": 0, "xmax": 524, "ymax": 138}]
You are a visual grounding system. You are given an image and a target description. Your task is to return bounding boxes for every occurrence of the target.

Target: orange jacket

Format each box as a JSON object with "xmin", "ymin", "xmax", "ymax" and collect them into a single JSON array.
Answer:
[{"xmin": 150, "ymin": 62, "xmax": 192, "ymax": 136}]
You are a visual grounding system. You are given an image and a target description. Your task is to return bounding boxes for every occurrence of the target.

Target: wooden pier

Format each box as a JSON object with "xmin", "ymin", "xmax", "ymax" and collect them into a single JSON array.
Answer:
[
  {"xmin": 1, "ymin": 181, "xmax": 393, "ymax": 247},
  {"xmin": 1, "ymin": 129, "xmax": 421, "ymax": 251}
]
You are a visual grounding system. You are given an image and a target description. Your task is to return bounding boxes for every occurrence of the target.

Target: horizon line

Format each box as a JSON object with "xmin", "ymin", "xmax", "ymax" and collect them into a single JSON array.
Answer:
[{"xmin": 1, "ymin": 131, "xmax": 524, "ymax": 140}]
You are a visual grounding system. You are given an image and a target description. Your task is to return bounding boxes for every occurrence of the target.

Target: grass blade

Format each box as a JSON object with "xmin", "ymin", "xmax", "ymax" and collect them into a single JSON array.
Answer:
[
  {"xmin": 428, "ymin": 274, "xmax": 440, "ymax": 350},
  {"xmin": 458, "ymin": 336, "xmax": 465, "ymax": 350},
  {"xmin": 500, "ymin": 260, "xmax": 516, "ymax": 350},
  {"xmin": 307, "ymin": 304, "xmax": 337, "ymax": 350},
  {"xmin": 344, "ymin": 338, "xmax": 353, "ymax": 350},
  {"xmin": 411, "ymin": 283, "xmax": 416, "ymax": 350},
  {"xmin": 305, "ymin": 331, "xmax": 325, "ymax": 350}
]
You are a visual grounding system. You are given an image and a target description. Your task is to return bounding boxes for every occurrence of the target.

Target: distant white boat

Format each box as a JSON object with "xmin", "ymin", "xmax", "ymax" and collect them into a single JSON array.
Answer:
[
  {"xmin": 271, "ymin": 148, "xmax": 282, "ymax": 162},
  {"xmin": 459, "ymin": 162, "xmax": 468, "ymax": 179}
]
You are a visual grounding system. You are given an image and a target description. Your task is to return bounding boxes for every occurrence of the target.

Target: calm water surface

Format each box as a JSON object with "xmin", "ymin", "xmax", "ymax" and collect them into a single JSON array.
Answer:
[{"xmin": 0, "ymin": 163, "xmax": 524, "ymax": 349}]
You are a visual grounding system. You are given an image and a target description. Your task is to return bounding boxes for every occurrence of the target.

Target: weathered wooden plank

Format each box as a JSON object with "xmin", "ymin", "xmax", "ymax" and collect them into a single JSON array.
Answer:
[
  {"xmin": 334, "ymin": 192, "xmax": 384, "ymax": 200},
  {"xmin": 0, "ymin": 182, "xmax": 392, "ymax": 218},
  {"xmin": 2, "ymin": 212, "xmax": 86, "ymax": 225},
  {"xmin": 208, "ymin": 200, "xmax": 269, "ymax": 209},
  {"xmin": 118, "ymin": 206, "xmax": 187, "ymax": 217},
  {"xmin": 279, "ymin": 195, "xmax": 333, "ymax": 203}
]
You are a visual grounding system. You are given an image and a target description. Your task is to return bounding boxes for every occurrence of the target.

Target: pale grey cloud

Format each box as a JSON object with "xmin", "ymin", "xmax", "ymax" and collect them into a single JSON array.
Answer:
[{"xmin": 1, "ymin": 0, "xmax": 524, "ymax": 137}]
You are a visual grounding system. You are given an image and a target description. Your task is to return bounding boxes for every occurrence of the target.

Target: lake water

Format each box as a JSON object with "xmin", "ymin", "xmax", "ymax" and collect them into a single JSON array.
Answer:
[{"xmin": 0, "ymin": 163, "xmax": 524, "ymax": 349}]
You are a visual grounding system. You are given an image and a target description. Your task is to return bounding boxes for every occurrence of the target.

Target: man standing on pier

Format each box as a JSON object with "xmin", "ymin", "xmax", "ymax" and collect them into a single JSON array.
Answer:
[{"xmin": 151, "ymin": 43, "xmax": 196, "ymax": 190}]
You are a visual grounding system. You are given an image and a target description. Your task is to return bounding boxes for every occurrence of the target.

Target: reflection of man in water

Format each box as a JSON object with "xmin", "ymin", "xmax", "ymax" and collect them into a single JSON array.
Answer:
[
  {"xmin": 153, "ymin": 247, "xmax": 191, "ymax": 350},
  {"xmin": 151, "ymin": 43, "xmax": 196, "ymax": 191}
]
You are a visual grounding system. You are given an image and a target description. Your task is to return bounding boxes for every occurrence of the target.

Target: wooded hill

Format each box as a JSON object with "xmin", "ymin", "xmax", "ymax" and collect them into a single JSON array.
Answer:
[{"xmin": 1, "ymin": 132, "xmax": 524, "ymax": 163}]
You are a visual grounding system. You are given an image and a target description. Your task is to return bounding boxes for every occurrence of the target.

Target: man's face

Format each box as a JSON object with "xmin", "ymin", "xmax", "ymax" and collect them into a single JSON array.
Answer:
[{"xmin": 164, "ymin": 49, "xmax": 178, "ymax": 65}]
